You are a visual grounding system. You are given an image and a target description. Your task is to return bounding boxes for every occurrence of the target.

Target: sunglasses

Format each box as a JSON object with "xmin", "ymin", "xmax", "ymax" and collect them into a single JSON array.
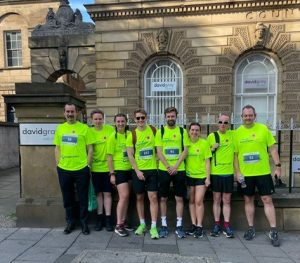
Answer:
[
  {"xmin": 136, "ymin": 116, "xmax": 146, "ymax": 120},
  {"xmin": 218, "ymin": 121, "xmax": 229, "ymax": 124}
]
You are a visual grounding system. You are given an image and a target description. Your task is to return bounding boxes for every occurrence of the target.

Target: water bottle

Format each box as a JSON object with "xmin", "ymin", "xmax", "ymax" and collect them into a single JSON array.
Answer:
[{"xmin": 239, "ymin": 175, "xmax": 247, "ymax": 188}]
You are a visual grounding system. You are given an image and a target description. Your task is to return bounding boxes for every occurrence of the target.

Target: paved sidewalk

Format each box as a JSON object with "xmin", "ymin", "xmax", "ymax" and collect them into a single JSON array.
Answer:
[{"xmin": 0, "ymin": 168, "xmax": 300, "ymax": 263}]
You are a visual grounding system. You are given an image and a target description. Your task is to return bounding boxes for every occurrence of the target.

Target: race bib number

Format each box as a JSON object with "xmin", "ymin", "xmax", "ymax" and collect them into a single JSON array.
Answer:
[
  {"xmin": 139, "ymin": 148, "xmax": 153, "ymax": 159},
  {"xmin": 62, "ymin": 134, "xmax": 78, "ymax": 145},
  {"xmin": 243, "ymin": 152, "xmax": 260, "ymax": 164},
  {"xmin": 164, "ymin": 147, "xmax": 179, "ymax": 158},
  {"xmin": 123, "ymin": 150, "xmax": 128, "ymax": 162}
]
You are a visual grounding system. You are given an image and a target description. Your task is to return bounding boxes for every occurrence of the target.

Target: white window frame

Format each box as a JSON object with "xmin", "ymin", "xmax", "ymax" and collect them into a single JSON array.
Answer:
[
  {"xmin": 234, "ymin": 53, "xmax": 277, "ymax": 130},
  {"xmin": 144, "ymin": 58, "xmax": 183, "ymax": 126},
  {"xmin": 5, "ymin": 31, "xmax": 22, "ymax": 67}
]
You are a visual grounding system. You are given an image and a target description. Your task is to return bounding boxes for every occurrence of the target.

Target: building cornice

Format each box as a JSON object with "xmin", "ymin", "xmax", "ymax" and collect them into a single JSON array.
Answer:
[{"xmin": 87, "ymin": 0, "xmax": 300, "ymax": 21}]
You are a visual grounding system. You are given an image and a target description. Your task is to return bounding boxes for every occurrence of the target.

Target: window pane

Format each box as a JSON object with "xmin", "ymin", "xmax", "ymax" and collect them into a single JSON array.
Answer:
[
  {"xmin": 234, "ymin": 54, "xmax": 277, "ymax": 127},
  {"xmin": 5, "ymin": 31, "xmax": 22, "ymax": 67}
]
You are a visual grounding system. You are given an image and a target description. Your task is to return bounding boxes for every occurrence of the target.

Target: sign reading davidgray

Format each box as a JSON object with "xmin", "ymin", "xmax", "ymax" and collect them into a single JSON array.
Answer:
[
  {"xmin": 292, "ymin": 155, "xmax": 300, "ymax": 173},
  {"xmin": 151, "ymin": 81, "xmax": 176, "ymax": 92},
  {"xmin": 20, "ymin": 123, "xmax": 59, "ymax": 146}
]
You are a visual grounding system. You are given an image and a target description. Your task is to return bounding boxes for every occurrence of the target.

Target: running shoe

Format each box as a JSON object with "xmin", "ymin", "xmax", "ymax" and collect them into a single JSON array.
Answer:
[
  {"xmin": 223, "ymin": 226, "xmax": 234, "ymax": 238},
  {"xmin": 135, "ymin": 223, "xmax": 146, "ymax": 235},
  {"xmin": 150, "ymin": 227, "xmax": 159, "ymax": 239},
  {"xmin": 186, "ymin": 224, "xmax": 197, "ymax": 236},
  {"xmin": 124, "ymin": 222, "xmax": 135, "ymax": 232},
  {"xmin": 193, "ymin": 226, "xmax": 204, "ymax": 238},
  {"xmin": 175, "ymin": 226, "xmax": 186, "ymax": 239},
  {"xmin": 210, "ymin": 224, "xmax": 222, "ymax": 237},
  {"xmin": 115, "ymin": 225, "xmax": 129, "ymax": 237},
  {"xmin": 158, "ymin": 226, "xmax": 169, "ymax": 238},
  {"xmin": 244, "ymin": 227, "xmax": 255, "ymax": 240},
  {"xmin": 269, "ymin": 229, "xmax": 280, "ymax": 247}
]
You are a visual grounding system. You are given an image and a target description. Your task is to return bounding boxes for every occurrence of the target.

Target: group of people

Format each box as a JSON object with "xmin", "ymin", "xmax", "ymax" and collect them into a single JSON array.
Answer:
[{"xmin": 53, "ymin": 103, "xmax": 281, "ymax": 247}]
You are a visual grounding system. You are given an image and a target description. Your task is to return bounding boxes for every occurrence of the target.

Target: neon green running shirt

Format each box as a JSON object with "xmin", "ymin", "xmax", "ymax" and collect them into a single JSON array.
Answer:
[
  {"xmin": 207, "ymin": 130, "xmax": 234, "ymax": 176},
  {"xmin": 126, "ymin": 125, "xmax": 157, "ymax": 170},
  {"xmin": 155, "ymin": 126, "xmax": 190, "ymax": 171},
  {"xmin": 53, "ymin": 121, "xmax": 94, "ymax": 171},
  {"xmin": 186, "ymin": 138, "xmax": 212, "ymax": 178},
  {"xmin": 234, "ymin": 123, "xmax": 276, "ymax": 176},
  {"xmin": 107, "ymin": 131, "xmax": 132, "ymax": 171},
  {"xmin": 90, "ymin": 125, "xmax": 114, "ymax": 172}
]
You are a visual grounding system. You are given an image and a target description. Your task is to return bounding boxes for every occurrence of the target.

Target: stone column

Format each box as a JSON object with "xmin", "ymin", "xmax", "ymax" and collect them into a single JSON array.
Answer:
[{"xmin": 4, "ymin": 82, "xmax": 85, "ymax": 227}]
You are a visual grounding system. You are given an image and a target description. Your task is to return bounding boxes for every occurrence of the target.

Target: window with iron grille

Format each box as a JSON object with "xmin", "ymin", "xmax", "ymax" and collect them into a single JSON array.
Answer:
[
  {"xmin": 144, "ymin": 58, "xmax": 183, "ymax": 125},
  {"xmin": 5, "ymin": 31, "xmax": 22, "ymax": 67},
  {"xmin": 234, "ymin": 53, "xmax": 277, "ymax": 129}
]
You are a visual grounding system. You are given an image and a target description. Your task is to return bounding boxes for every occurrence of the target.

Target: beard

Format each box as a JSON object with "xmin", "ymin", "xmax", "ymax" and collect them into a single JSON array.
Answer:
[{"xmin": 167, "ymin": 119, "xmax": 176, "ymax": 127}]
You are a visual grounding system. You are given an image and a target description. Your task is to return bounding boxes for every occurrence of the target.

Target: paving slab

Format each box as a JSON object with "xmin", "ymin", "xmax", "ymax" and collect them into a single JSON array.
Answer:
[
  {"xmin": 8, "ymin": 227, "xmax": 50, "ymax": 241},
  {"xmin": 15, "ymin": 246, "xmax": 66, "ymax": 262},
  {"xmin": 72, "ymin": 250, "xmax": 215, "ymax": 263}
]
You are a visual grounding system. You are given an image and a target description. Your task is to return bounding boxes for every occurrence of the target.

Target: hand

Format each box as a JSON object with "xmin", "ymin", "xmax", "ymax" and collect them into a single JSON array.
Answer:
[
  {"xmin": 212, "ymin": 143, "xmax": 219, "ymax": 151},
  {"xmin": 136, "ymin": 170, "xmax": 145, "ymax": 181},
  {"xmin": 274, "ymin": 167, "xmax": 281, "ymax": 178},
  {"xmin": 168, "ymin": 166, "xmax": 178, "ymax": 176},
  {"xmin": 205, "ymin": 178, "xmax": 211, "ymax": 187},
  {"xmin": 110, "ymin": 175, "xmax": 116, "ymax": 185}
]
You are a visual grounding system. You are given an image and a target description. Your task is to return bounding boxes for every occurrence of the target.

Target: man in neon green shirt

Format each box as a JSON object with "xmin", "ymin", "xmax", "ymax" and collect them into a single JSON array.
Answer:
[
  {"xmin": 155, "ymin": 107, "xmax": 190, "ymax": 238},
  {"xmin": 234, "ymin": 105, "xmax": 281, "ymax": 247},
  {"xmin": 126, "ymin": 109, "xmax": 159, "ymax": 239},
  {"xmin": 89, "ymin": 109, "xmax": 114, "ymax": 231},
  {"xmin": 207, "ymin": 114, "xmax": 235, "ymax": 238},
  {"xmin": 53, "ymin": 103, "xmax": 94, "ymax": 235}
]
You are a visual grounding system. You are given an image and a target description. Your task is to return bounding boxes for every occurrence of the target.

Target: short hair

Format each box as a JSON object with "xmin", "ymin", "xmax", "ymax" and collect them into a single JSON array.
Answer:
[
  {"xmin": 90, "ymin": 109, "xmax": 104, "ymax": 118},
  {"xmin": 189, "ymin": 122, "xmax": 201, "ymax": 131},
  {"xmin": 134, "ymin": 109, "xmax": 147, "ymax": 117},
  {"xmin": 242, "ymin": 105, "xmax": 256, "ymax": 115},
  {"xmin": 114, "ymin": 113, "xmax": 128, "ymax": 122},
  {"xmin": 64, "ymin": 103, "xmax": 77, "ymax": 112},
  {"xmin": 164, "ymin": 106, "xmax": 178, "ymax": 116}
]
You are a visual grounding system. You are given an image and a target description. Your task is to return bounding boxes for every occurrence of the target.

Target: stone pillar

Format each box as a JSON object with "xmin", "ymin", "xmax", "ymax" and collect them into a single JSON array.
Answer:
[{"xmin": 4, "ymin": 82, "xmax": 85, "ymax": 227}]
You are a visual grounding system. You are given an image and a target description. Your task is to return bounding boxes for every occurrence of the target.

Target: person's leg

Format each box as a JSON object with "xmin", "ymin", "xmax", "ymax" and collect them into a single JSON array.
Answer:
[
  {"xmin": 212, "ymin": 192, "xmax": 221, "ymax": 222},
  {"xmin": 222, "ymin": 192, "xmax": 232, "ymax": 223},
  {"xmin": 188, "ymin": 186, "xmax": 196, "ymax": 225},
  {"xmin": 261, "ymin": 195, "xmax": 276, "ymax": 227},
  {"xmin": 116, "ymin": 182, "xmax": 130, "ymax": 225},
  {"xmin": 148, "ymin": 191, "xmax": 158, "ymax": 223},
  {"xmin": 75, "ymin": 167, "xmax": 90, "ymax": 234},
  {"xmin": 96, "ymin": 193, "xmax": 104, "ymax": 215},
  {"xmin": 136, "ymin": 193, "xmax": 145, "ymax": 222},
  {"xmin": 244, "ymin": 195, "xmax": 255, "ymax": 227},
  {"xmin": 194, "ymin": 185, "xmax": 206, "ymax": 227},
  {"xmin": 57, "ymin": 168, "xmax": 76, "ymax": 229}
]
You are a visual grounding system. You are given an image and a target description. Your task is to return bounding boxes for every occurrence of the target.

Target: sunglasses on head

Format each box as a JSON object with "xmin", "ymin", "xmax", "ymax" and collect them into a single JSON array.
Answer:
[
  {"xmin": 136, "ymin": 116, "xmax": 146, "ymax": 120},
  {"xmin": 218, "ymin": 121, "xmax": 229, "ymax": 124}
]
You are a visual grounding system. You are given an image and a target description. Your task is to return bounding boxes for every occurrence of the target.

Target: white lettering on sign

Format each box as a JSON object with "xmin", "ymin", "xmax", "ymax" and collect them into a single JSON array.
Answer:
[{"xmin": 20, "ymin": 123, "xmax": 59, "ymax": 145}]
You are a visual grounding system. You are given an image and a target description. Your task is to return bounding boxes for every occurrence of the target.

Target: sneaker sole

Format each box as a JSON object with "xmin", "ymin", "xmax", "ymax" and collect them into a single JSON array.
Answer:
[
  {"xmin": 114, "ymin": 230, "xmax": 128, "ymax": 237},
  {"xmin": 194, "ymin": 234, "xmax": 203, "ymax": 238},
  {"xmin": 244, "ymin": 233, "xmax": 255, "ymax": 240},
  {"xmin": 210, "ymin": 232, "xmax": 220, "ymax": 237},
  {"xmin": 223, "ymin": 231, "xmax": 234, "ymax": 238},
  {"xmin": 271, "ymin": 239, "xmax": 280, "ymax": 247},
  {"xmin": 175, "ymin": 232, "xmax": 186, "ymax": 238}
]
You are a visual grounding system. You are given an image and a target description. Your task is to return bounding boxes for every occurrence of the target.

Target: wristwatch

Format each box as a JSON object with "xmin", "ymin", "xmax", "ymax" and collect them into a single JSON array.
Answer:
[{"xmin": 275, "ymin": 163, "xmax": 281, "ymax": 167}]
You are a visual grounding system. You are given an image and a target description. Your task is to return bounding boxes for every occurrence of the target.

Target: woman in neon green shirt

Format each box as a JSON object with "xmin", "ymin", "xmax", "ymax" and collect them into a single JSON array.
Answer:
[
  {"xmin": 186, "ymin": 122, "xmax": 211, "ymax": 239},
  {"xmin": 107, "ymin": 113, "xmax": 132, "ymax": 237}
]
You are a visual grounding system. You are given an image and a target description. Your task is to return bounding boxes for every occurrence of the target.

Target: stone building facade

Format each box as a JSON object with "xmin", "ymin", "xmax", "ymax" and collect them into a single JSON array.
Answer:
[
  {"xmin": 83, "ymin": 0, "xmax": 300, "ymax": 127},
  {"xmin": 0, "ymin": 0, "xmax": 60, "ymax": 121}
]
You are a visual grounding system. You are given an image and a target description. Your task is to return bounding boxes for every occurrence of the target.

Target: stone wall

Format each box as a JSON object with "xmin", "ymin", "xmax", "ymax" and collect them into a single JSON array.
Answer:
[
  {"xmin": 0, "ymin": 123, "xmax": 19, "ymax": 170},
  {"xmin": 0, "ymin": 0, "xmax": 60, "ymax": 121}
]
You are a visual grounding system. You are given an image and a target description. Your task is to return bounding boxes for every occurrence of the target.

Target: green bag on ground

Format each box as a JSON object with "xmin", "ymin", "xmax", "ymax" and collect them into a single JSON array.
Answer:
[{"xmin": 88, "ymin": 179, "xmax": 97, "ymax": 212}]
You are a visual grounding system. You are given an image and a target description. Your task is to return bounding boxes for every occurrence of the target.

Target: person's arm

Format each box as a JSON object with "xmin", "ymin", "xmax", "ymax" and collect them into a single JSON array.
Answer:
[
  {"xmin": 205, "ymin": 158, "xmax": 211, "ymax": 187},
  {"xmin": 107, "ymin": 154, "xmax": 116, "ymax": 185},
  {"xmin": 170, "ymin": 146, "xmax": 188, "ymax": 175},
  {"xmin": 269, "ymin": 144, "xmax": 281, "ymax": 178},
  {"xmin": 156, "ymin": 146, "xmax": 172, "ymax": 174},
  {"xmin": 234, "ymin": 152, "xmax": 242, "ymax": 181},
  {"xmin": 87, "ymin": 144, "xmax": 93, "ymax": 168},
  {"xmin": 127, "ymin": 147, "xmax": 145, "ymax": 180},
  {"xmin": 54, "ymin": 146, "xmax": 60, "ymax": 166}
]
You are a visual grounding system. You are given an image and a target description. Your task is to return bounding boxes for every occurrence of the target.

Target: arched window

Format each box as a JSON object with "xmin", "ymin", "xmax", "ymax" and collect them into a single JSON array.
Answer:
[
  {"xmin": 144, "ymin": 58, "xmax": 183, "ymax": 125},
  {"xmin": 234, "ymin": 53, "xmax": 277, "ymax": 129}
]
